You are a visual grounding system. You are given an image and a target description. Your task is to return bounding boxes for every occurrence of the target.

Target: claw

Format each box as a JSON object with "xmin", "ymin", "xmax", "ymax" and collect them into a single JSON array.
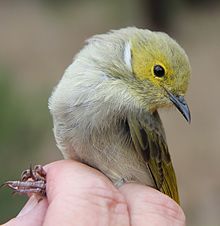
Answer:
[
  {"xmin": 0, "ymin": 183, "xmax": 7, "ymax": 189},
  {"xmin": 29, "ymin": 164, "xmax": 34, "ymax": 179},
  {"xmin": 34, "ymin": 165, "xmax": 47, "ymax": 179},
  {"xmin": 3, "ymin": 165, "xmax": 47, "ymax": 197}
]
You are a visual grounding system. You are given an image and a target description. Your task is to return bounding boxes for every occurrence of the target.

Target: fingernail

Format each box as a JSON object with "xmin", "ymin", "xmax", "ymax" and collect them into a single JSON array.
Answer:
[{"xmin": 17, "ymin": 196, "xmax": 38, "ymax": 217}]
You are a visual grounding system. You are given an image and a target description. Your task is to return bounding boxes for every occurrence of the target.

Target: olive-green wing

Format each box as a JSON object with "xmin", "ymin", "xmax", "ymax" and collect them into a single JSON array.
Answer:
[{"xmin": 128, "ymin": 111, "xmax": 179, "ymax": 204}]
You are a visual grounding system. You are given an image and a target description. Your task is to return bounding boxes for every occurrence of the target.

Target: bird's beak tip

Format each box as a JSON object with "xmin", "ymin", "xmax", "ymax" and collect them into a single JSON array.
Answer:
[
  {"xmin": 185, "ymin": 110, "xmax": 191, "ymax": 124},
  {"xmin": 166, "ymin": 90, "xmax": 191, "ymax": 123}
]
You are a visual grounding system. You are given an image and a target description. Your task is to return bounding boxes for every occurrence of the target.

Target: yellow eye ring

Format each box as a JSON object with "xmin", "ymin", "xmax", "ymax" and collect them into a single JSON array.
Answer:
[{"xmin": 152, "ymin": 64, "xmax": 166, "ymax": 78}]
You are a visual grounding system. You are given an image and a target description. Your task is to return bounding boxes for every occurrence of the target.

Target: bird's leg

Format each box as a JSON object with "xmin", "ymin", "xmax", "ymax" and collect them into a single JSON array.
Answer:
[
  {"xmin": 114, "ymin": 178, "xmax": 126, "ymax": 188},
  {"xmin": 3, "ymin": 165, "xmax": 47, "ymax": 197}
]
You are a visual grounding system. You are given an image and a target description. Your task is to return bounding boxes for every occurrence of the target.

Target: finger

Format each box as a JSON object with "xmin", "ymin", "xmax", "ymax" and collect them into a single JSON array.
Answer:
[
  {"xmin": 43, "ymin": 160, "xmax": 129, "ymax": 226},
  {"xmin": 3, "ymin": 196, "xmax": 48, "ymax": 226},
  {"xmin": 120, "ymin": 184, "xmax": 185, "ymax": 226}
]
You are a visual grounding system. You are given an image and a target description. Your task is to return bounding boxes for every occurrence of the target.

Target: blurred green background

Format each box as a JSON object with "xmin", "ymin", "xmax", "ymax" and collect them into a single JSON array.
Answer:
[{"xmin": 0, "ymin": 0, "xmax": 220, "ymax": 225}]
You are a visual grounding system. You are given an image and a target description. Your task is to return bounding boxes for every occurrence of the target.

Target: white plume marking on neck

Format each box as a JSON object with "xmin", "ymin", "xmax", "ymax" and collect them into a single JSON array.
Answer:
[{"xmin": 123, "ymin": 42, "xmax": 132, "ymax": 71}]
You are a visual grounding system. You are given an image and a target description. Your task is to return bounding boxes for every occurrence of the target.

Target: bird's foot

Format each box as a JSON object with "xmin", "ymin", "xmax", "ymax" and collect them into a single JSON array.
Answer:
[{"xmin": 2, "ymin": 165, "xmax": 46, "ymax": 197}]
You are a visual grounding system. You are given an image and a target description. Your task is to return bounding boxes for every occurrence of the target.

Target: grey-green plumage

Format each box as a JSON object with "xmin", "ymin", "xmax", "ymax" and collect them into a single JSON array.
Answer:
[{"xmin": 49, "ymin": 27, "xmax": 191, "ymax": 204}]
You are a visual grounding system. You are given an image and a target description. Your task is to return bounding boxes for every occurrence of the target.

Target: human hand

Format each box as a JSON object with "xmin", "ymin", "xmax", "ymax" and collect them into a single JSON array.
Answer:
[{"xmin": 3, "ymin": 160, "xmax": 185, "ymax": 226}]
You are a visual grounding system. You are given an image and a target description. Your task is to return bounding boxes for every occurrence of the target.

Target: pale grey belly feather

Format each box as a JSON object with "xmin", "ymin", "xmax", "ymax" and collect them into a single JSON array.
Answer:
[{"xmin": 57, "ymin": 120, "xmax": 154, "ymax": 187}]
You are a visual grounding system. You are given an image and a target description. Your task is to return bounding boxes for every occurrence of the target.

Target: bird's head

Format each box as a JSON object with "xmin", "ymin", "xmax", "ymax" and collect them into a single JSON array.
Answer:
[
  {"xmin": 116, "ymin": 29, "xmax": 191, "ymax": 122},
  {"xmin": 78, "ymin": 28, "xmax": 191, "ymax": 122}
]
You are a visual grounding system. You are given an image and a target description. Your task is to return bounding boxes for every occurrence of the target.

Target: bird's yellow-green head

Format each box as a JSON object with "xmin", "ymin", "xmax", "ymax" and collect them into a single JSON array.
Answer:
[
  {"xmin": 83, "ymin": 28, "xmax": 191, "ymax": 122},
  {"xmin": 119, "ymin": 30, "xmax": 191, "ymax": 122}
]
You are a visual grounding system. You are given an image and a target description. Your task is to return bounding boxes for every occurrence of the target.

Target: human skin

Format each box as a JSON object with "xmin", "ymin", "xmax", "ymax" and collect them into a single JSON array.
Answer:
[{"xmin": 3, "ymin": 160, "xmax": 185, "ymax": 226}]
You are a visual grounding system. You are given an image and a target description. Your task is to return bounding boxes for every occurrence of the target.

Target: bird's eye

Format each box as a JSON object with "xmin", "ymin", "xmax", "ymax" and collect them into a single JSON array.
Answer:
[{"xmin": 153, "ymin": 65, "xmax": 165, "ymax": 78}]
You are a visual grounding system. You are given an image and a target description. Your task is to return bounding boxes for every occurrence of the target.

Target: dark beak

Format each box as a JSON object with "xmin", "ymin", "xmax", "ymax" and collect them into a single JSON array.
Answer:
[{"xmin": 166, "ymin": 91, "xmax": 191, "ymax": 123}]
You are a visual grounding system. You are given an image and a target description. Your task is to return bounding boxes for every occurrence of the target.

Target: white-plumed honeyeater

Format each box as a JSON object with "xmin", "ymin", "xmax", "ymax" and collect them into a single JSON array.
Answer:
[{"xmin": 48, "ymin": 27, "xmax": 191, "ymax": 204}]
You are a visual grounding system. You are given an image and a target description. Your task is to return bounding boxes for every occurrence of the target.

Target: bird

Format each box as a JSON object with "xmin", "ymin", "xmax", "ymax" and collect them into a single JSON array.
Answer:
[
  {"xmin": 5, "ymin": 27, "xmax": 191, "ymax": 204},
  {"xmin": 48, "ymin": 27, "xmax": 191, "ymax": 204}
]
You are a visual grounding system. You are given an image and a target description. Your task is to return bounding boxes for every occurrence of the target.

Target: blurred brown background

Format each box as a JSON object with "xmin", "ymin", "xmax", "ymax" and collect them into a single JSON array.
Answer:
[{"xmin": 0, "ymin": 0, "xmax": 220, "ymax": 225}]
